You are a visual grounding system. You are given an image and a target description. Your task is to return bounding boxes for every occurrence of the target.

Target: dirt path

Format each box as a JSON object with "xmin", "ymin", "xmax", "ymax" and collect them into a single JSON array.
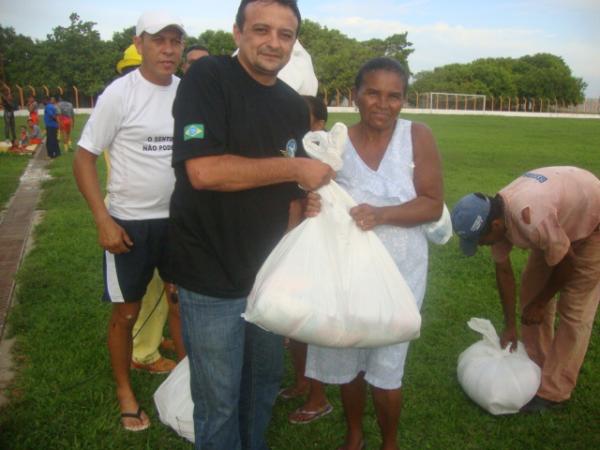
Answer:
[{"xmin": 0, "ymin": 146, "xmax": 50, "ymax": 407}]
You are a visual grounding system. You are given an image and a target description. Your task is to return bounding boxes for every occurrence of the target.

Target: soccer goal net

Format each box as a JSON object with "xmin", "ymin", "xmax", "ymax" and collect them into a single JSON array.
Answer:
[{"xmin": 416, "ymin": 92, "xmax": 487, "ymax": 111}]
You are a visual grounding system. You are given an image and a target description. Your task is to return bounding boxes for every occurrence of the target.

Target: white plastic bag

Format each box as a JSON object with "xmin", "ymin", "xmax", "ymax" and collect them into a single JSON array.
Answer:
[
  {"xmin": 153, "ymin": 357, "xmax": 195, "ymax": 443},
  {"xmin": 243, "ymin": 182, "xmax": 421, "ymax": 347},
  {"xmin": 244, "ymin": 122, "xmax": 420, "ymax": 347},
  {"xmin": 457, "ymin": 318, "xmax": 541, "ymax": 415},
  {"xmin": 277, "ymin": 41, "xmax": 319, "ymax": 96},
  {"xmin": 422, "ymin": 203, "xmax": 452, "ymax": 245},
  {"xmin": 302, "ymin": 122, "xmax": 347, "ymax": 171}
]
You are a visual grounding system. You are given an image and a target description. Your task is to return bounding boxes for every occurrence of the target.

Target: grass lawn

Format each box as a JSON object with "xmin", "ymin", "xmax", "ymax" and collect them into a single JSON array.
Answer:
[{"xmin": 0, "ymin": 113, "xmax": 599, "ymax": 449}]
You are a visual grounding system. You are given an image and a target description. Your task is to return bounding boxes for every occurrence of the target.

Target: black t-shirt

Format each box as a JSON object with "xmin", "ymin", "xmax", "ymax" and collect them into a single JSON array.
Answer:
[{"xmin": 168, "ymin": 56, "xmax": 310, "ymax": 298}]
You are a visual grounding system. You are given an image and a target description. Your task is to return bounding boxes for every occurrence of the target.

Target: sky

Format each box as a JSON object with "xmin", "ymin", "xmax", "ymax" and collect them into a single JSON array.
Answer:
[{"xmin": 2, "ymin": 0, "xmax": 599, "ymax": 97}]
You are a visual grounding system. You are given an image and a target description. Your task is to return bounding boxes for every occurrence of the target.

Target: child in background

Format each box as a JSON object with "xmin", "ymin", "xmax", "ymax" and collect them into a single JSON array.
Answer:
[
  {"xmin": 57, "ymin": 96, "xmax": 75, "ymax": 152},
  {"xmin": 27, "ymin": 119, "xmax": 43, "ymax": 145},
  {"xmin": 27, "ymin": 95, "xmax": 39, "ymax": 125},
  {"xmin": 18, "ymin": 126, "xmax": 29, "ymax": 148},
  {"xmin": 280, "ymin": 95, "xmax": 333, "ymax": 424}
]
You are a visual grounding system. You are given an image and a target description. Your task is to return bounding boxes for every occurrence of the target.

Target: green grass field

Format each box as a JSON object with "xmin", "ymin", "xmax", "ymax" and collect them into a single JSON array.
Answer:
[
  {"xmin": 0, "ymin": 113, "xmax": 598, "ymax": 449},
  {"xmin": 0, "ymin": 153, "xmax": 30, "ymax": 209}
]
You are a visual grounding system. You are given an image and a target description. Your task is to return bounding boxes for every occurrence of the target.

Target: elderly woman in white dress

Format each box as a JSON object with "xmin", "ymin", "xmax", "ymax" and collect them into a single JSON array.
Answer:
[{"xmin": 305, "ymin": 57, "xmax": 444, "ymax": 450}]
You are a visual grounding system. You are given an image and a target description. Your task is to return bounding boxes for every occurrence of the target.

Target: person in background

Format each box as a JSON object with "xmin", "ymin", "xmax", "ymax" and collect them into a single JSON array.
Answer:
[
  {"xmin": 27, "ymin": 118, "xmax": 42, "ymax": 145},
  {"xmin": 280, "ymin": 94, "xmax": 333, "ymax": 425},
  {"xmin": 18, "ymin": 126, "xmax": 28, "ymax": 148},
  {"xmin": 451, "ymin": 166, "xmax": 600, "ymax": 413},
  {"xmin": 306, "ymin": 57, "xmax": 444, "ymax": 450},
  {"xmin": 116, "ymin": 44, "xmax": 143, "ymax": 76},
  {"xmin": 57, "ymin": 96, "xmax": 75, "ymax": 152},
  {"xmin": 43, "ymin": 96, "xmax": 60, "ymax": 158},
  {"xmin": 27, "ymin": 95, "xmax": 39, "ymax": 125},
  {"xmin": 73, "ymin": 10, "xmax": 186, "ymax": 431},
  {"xmin": 182, "ymin": 44, "xmax": 209, "ymax": 73},
  {"xmin": 169, "ymin": 0, "xmax": 334, "ymax": 448},
  {"xmin": 302, "ymin": 95, "xmax": 327, "ymax": 131},
  {"xmin": 2, "ymin": 90, "xmax": 18, "ymax": 148},
  {"xmin": 113, "ymin": 41, "xmax": 179, "ymax": 376}
]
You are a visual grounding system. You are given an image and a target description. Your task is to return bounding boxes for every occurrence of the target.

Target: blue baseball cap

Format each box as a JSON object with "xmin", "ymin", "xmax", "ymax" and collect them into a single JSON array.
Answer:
[{"xmin": 450, "ymin": 193, "xmax": 491, "ymax": 256}]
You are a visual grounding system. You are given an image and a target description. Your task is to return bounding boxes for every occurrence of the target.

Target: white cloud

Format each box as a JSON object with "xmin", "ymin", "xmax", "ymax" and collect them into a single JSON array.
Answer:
[
  {"xmin": 317, "ymin": 15, "xmax": 599, "ymax": 97},
  {"xmin": 312, "ymin": 0, "xmax": 429, "ymax": 18},
  {"xmin": 526, "ymin": 0, "xmax": 600, "ymax": 11}
]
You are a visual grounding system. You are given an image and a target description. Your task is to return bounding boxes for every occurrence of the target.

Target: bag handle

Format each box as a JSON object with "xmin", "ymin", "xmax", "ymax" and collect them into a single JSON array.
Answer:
[{"xmin": 467, "ymin": 317, "xmax": 501, "ymax": 350}]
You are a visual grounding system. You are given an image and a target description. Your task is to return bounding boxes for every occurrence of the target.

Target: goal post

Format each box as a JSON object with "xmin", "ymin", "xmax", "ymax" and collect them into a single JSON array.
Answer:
[{"xmin": 425, "ymin": 92, "xmax": 487, "ymax": 111}]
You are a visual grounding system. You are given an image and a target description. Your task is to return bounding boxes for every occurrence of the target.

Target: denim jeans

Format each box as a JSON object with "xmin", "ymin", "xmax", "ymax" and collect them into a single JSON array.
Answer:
[{"xmin": 179, "ymin": 288, "xmax": 284, "ymax": 450}]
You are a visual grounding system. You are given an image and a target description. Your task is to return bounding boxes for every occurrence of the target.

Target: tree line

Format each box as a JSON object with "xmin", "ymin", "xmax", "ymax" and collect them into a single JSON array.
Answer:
[{"xmin": 0, "ymin": 12, "xmax": 586, "ymax": 105}]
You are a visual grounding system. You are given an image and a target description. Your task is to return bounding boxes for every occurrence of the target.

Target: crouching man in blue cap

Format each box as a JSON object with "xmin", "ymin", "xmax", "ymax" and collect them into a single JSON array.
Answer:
[{"xmin": 451, "ymin": 166, "xmax": 600, "ymax": 412}]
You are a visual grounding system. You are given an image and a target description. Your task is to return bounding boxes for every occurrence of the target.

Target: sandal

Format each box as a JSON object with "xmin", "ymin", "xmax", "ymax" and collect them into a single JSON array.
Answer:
[
  {"xmin": 121, "ymin": 406, "xmax": 150, "ymax": 432},
  {"xmin": 288, "ymin": 403, "xmax": 333, "ymax": 424},
  {"xmin": 278, "ymin": 384, "xmax": 310, "ymax": 400}
]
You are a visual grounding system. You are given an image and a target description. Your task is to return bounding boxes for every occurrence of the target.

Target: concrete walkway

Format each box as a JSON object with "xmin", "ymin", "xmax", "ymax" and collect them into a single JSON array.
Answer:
[{"xmin": 0, "ymin": 145, "xmax": 50, "ymax": 407}]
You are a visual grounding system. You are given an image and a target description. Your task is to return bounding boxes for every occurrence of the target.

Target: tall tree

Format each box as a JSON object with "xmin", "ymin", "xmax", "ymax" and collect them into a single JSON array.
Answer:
[
  {"xmin": 0, "ymin": 26, "xmax": 38, "ymax": 88},
  {"xmin": 198, "ymin": 30, "xmax": 236, "ymax": 56},
  {"xmin": 111, "ymin": 26, "xmax": 136, "ymax": 53},
  {"xmin": 44, "ymin": 13, "xmax": 116, "ymax": 97},
  {"xmin": 299, "ymin": 20, "xmax": 413, "ymax": 97},
  {"xmin": 411, "ymin": 54, "xmax": 585, "ymax": 104}
]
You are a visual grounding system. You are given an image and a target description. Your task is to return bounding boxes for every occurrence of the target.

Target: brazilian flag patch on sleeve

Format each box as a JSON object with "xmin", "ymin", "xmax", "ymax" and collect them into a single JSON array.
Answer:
[{"xmin": 184, "ymin": 123, "xmax": 204, "ymax": 141}]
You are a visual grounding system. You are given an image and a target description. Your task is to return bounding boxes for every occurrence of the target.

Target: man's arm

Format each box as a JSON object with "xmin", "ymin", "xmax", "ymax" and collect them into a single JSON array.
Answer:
[
  {"xmin": 521, "ymin": 248, "xmax": 575, "ymax": 325},
  {"xmin": 185, "ymin": 154, "xmax": 335, "ymax": 192},
  {"xmin": 495, "ymin": 257, "xmax": 518, "ymax": 350},
  {"xmin": 72, "ymin": 148, "xmax": 132, "ymax": 254}
]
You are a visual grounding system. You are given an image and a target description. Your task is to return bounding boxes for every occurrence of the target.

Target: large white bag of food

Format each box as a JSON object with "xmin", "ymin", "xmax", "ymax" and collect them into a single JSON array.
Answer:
[
  {"xmin": 154, "ymin": 357, "xmax": 195, "ymax": 443},
  {"xmin": 457, "ymin": 318, "xmax": 541, "ymax": 415},
  {"xmin": 243, "ymin": 123, "xmax": 421, "ymax": 348}
]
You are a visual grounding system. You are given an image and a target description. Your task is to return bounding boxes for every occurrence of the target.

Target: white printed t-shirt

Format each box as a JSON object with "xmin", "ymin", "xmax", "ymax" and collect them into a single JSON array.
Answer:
[{"xmin": 78, "ymin": 69, "xmax": 179, "ymax": 220}]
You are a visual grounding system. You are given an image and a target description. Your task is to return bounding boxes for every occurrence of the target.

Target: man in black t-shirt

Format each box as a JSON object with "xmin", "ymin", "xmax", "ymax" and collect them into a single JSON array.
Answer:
[{"xmin": 169, "ymin": 1, "xmax": 334, "ymax": 449}]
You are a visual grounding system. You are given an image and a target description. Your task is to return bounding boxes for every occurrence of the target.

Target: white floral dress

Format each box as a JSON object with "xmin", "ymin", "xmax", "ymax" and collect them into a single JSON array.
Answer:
[{"xmin": 305, "ymin": 119, "xmax": 428, "ymax": 389}]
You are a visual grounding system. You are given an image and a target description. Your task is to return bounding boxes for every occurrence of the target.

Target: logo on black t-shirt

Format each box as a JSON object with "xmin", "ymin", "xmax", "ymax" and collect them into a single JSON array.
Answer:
[{"xmin": 280, "ymin": 138, "xmax": 297, "ymax": 158}]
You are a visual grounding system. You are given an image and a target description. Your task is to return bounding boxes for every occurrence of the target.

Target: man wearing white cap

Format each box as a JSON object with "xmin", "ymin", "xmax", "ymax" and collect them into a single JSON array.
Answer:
[{"xmin": 73, "ymin": 10, "xmax": 185, "ymax": 431}]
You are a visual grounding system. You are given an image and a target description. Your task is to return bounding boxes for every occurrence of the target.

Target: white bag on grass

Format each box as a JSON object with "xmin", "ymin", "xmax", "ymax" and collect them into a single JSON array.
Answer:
[
  {"xmin": 457, "ymin": 318, "xmax": 541, "ymax": 415},
  {"xmin": 153, "ymin": 357, "xmax": 195, "ymax": 443}
]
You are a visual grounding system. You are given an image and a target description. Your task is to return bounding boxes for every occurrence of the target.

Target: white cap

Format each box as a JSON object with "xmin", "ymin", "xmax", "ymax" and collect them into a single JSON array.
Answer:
[{"xmin": 136, "ymin": 10, "xmax": 185, "ymax": 37}]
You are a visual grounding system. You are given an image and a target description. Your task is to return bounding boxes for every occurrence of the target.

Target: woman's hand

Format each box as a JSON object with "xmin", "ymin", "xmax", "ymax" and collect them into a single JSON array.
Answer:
[
  {"xmin": 304, "ymin": 192, "xmax": 322, "ymax": 218},
  {"xmin": 350, "ymin": 203, "xmax": 382, "ymax": 231}
]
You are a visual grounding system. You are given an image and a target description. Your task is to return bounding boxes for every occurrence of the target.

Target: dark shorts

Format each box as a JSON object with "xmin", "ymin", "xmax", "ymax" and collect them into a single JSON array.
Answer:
[{"xmin": 102, "ymin": 217, "xmax": 171, "ymax": 303}]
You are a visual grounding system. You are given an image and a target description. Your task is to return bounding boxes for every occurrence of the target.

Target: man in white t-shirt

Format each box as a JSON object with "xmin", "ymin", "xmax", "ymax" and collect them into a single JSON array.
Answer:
[{"xmin": 73, "ymin": 10, "xmax": 185, "ymax": 432}]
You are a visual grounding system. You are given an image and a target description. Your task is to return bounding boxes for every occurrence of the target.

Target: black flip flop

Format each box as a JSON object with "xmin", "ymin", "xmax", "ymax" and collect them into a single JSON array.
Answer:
[{"xmin": 121, "ymin": 406, "xmax": 150, "ymax": 432}]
